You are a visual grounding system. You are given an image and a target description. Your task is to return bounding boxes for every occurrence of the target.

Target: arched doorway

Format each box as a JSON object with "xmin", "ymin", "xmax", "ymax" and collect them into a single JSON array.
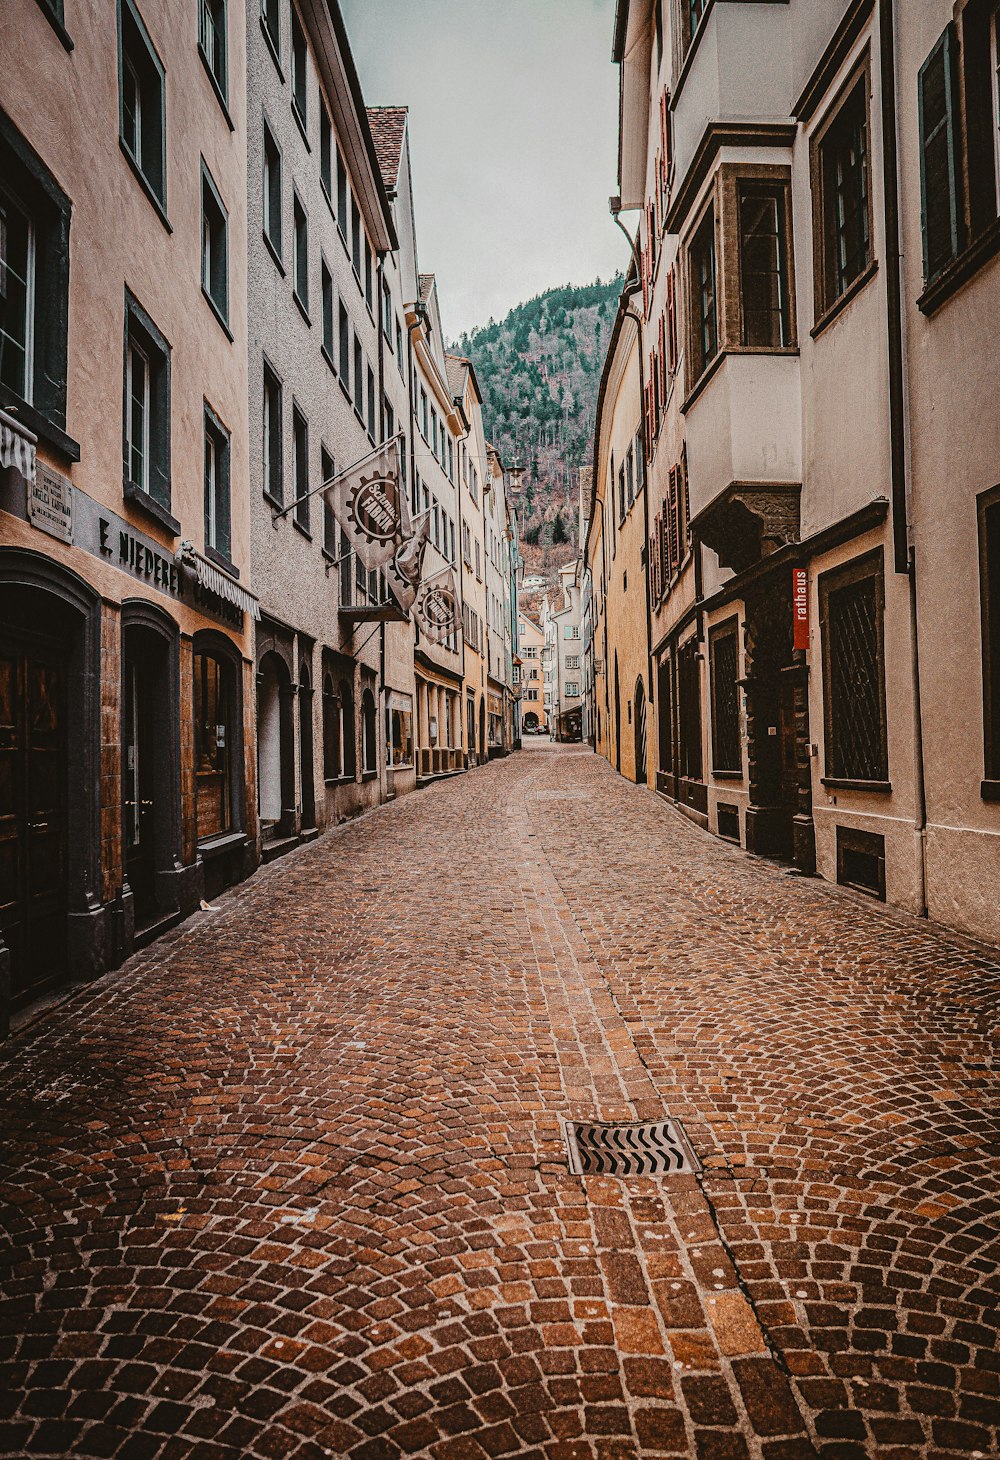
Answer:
[
  {"xmin": 257, "ymin": 650, "xmax": 295, "ymax": 839},
  {"xmin": 523, "ymin": 711, "xmax": 538, "ymax": 732},
  {"xmin": 613, "ymin": 653, "xmax": 621, "ymax": 772},
  {"xmin": 633, "ymin": 677, "xmax": 647, "ymax": 785},
  {"xmin": 298, "ymin": 656, "xmax": 315, "ymax": 829}
]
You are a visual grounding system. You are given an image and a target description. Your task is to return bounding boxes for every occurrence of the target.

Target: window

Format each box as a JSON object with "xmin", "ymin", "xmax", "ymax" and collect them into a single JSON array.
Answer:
[
  {"xmin": 918, "ymin": 25, "xmax": 962, "ymax": 283},
  {"xmin": 198, "ymin": 0, "xmax": 227, "ymax": 103},
  {"xmin": 475, "ymin": 539, "xmax": 481, "ymax": 579},
  {"xmin": 689, "ymin": 206, "xmax": 718, "ymax": 380},
  {"xmin": 321, "ymin": 444, "xmax": 336, "ymax": 555},
  {"xmin": 739, "ymin": 184, "xmax": 790, "ymax": 347},
  {"xmin": 320, "ymin": 105, "xmax": 332, "ymax": 199},
  {"xmin": 382, "ymin": 280, "xmax": 392, "ymax": 340},
  {"xmin": 262, "ymin": 120, "xmax": 282, "ymax": 260},
  {"xmin": 710, "ymin": 621, "xmax": 740, "ymax": 773},
  {"xmin": 618, "ymin": 463, "xmax": 626, "ymax": 523},
  {"xmin": 389, "ymin": 693, "xmax": 413, "ymax": 768},
  {"xmin": 362, "ymin": 687, "xmax": 377, "ymax": 775},
  {"xmin": 321, "ymin": 259, "xmax": 334, "ymax": 360},
  {"xmin": 338, "ymin": 300, "xmax": 350, "ymax": 379},
  {"xmin": 204, "ymin": 403, "xmax": 231, "ymax": 562},
  {"xmin": 396, "ymin": 318, "xmax": 404, "ymax": 370},
  {"xmin": 820, "ymin": 553, "xmax": 888, "ymax": 783},
  {"xmin": 351, "ymin": 198, "xmax": 361, "ymax": 276},
  {"xmin": 566, "ymin": 655, "xmax": 580, "ymax": 670},
  {"xmin": 124, "ymin": 291, "xmax": 171, "ymax": 512},
  {"xmin": 291, "ymin": 405, "xmax": 309, "ymax": 532},
  {"xmin": 565, "ymin": 682, "xmax": 580, "ymax": 698},
  {"xmin": 119, "ymin": 0, "xmax": 166, "ymax": 210},
  {"xmin": 364, "ymin": 238, "xmax": 373, "ymax": 311},
  {"xmin": 336, "ymin": 148, "xmax": 348, "ymax": 237},
  {"xmin": 366, "ymin": 365, "xmax": 376, "ymax": 439},
  {"xmin": 194, "ymin": 648, "xmax": 235, "ymax": 840},
  {"xmin": 340, "ymin": 679, "xmax": 356, "ymax": 778},
  {"xmin": 0, "ymin": 184, "xmax": 35, "ymax": 405},
  {"xmin": 420, "ymin": 388, "xmax": 428, "ymax": 439},
  {"xmin": 814, "ymin": 70, "xmax": 872, "ymax": 316},
  {"xmin": 261, "ymin": 0, "xmax": 280, "ymax": 58},
  {"xmin": 323, "ymin": 673, "xmax": 341, "ymax": 779},
  {"xmin": 979, "ymin": 485, "xmax": 1000, "ymax": 789},
  {"xmin": 262, "ymin": 358, "xmax": 282, "ymax": 504},
  {"xmin": 201, "ymin": 163, "xmax": 229, "ymax": 327},
  {"xmin": 293, "ymin": 192, "xmax": 308, "ymax": 313},
  {"xmin": 432, "ymin": 499, "xmax": 441, "ymax": 549},
  {"xmin": 290, "ymin": 5, "xmax": 307, "ymax": 129},
  {"xmin": 626, "ymin": 445, "xmax": 635, "ymax": 508},
  {"xmin": 353, "ymin": 336, "xmax": 363, "ymax": 416}
]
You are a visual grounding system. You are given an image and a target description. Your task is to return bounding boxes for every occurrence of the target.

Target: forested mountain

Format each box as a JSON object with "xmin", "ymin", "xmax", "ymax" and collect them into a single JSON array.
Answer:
[{"xmin": 453, "ymin": 277, "xmax": 623, "ymax": 576}]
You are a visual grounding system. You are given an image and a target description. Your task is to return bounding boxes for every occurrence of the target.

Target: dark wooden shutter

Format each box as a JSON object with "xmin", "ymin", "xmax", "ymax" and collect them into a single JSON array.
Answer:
[{"xmin": 918, "ymin": 24, "xmax": 962, "ymax": 282}]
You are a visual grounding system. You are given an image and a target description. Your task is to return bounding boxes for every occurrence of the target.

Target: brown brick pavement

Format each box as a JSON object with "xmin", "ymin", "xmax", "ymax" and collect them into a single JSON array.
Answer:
[{"xmin": 0, "ymin": 747, "xmax": 997, "ymax": 1459}]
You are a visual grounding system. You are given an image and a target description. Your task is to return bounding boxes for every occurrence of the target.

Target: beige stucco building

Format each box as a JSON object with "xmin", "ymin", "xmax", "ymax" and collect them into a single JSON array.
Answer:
[
  {"xmin": 0, "ymin": 0, "xmax": 256, "ymax": 1032},
  {"xmin": 590, "ymin": 0, "xmax": 1000, "ymax": 944},
  {"xmin": 518, "ymin": 612, "xmax": 547, "ymax": 733}
]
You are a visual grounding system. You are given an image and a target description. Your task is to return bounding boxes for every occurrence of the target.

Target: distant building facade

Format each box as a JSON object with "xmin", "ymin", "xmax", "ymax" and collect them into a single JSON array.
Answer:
[
  {"xmin": 542, "ymin": 562, "xmax": 585, "ymax": 742},
  {"xmin": 518, "ymin": 613, "xmax": 546, "ymax": 732}
]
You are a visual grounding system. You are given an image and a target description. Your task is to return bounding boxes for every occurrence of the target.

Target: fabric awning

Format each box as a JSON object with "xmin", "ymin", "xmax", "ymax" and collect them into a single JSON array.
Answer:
[
  {"xmin": 176, "ymin": 542, "xmax": 260, "ymax": 620},
  {"xmin": 0, "ymin": 409, "xmax": 37, "ymax": 482}
]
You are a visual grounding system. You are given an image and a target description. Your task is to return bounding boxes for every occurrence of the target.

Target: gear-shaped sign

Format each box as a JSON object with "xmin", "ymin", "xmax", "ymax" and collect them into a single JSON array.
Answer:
[{"xmin": 348, "ymin": 472, "xmax": 400, "ymax": 545}]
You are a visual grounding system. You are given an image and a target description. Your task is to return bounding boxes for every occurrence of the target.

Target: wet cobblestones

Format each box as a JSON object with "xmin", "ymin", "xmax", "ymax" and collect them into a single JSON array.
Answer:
[{"xmin": 1, "ymin": 747, "xmax": 997, "ymax": 1457}]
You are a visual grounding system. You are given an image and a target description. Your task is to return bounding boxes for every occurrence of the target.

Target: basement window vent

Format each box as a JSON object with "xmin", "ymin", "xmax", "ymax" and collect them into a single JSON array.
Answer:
[
  {"xmin": 717, "ymin": 802, "xmax": 740, "ymax": 842},
  {"xmin": 563, "ymin": 1118, "xmax": 699, "ymax": 1177},
  {"xmin": 836, "ymin": 825, "xmax": 886, "ymax": 900}
]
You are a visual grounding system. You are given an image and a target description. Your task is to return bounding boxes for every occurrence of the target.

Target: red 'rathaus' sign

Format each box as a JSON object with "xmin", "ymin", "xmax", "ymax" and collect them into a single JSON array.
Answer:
[{"xmin": 792, "ymin": 567, "xmax": 809, "ymax": 650}]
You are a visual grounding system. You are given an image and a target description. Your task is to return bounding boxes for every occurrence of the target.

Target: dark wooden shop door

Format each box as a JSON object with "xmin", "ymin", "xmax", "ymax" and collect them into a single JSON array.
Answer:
[{"xmin": 0, "ymin": 629, "xmax": 68, "ymax": 1006}]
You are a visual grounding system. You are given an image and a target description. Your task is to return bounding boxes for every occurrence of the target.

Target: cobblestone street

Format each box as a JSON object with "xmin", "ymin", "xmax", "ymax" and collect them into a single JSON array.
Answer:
[{"xmin": 1, "ymin": 746, "xmax": 997, "ymax": 1460}]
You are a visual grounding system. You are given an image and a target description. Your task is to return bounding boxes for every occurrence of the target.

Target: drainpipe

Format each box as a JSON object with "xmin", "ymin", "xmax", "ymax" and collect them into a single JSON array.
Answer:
[
  {"xmin": 879, "ymin": 0, "xmax": 928, "ymax": 916},
  {"xmin": 376, "ymin": 255, "xmax": 387, "ymax": 797},
  {"xmin": 611, "ymin": 207, "xmax": 654, "ymax": 782}
]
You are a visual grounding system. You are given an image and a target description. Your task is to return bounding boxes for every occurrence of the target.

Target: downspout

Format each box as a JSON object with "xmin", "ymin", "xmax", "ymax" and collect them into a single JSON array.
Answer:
[
  {"xmin": 880, "ymin": 0, "xmax": 928, "ymax": 916},
  {"xmin": 377, "ymin": 255, "xmax": 387, "ymax": 796},
  {"xmin": 612, "ymin": 208, "xmax": 654, "ymax": 784}
]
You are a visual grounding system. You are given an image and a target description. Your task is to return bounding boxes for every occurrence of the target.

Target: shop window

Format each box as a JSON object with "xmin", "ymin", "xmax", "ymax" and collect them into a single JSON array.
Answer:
[
  {"xmin": 739, "ymin": 184, "xmax": 790, "ymax": 348},
  {"xmin": 710, "ymin": 620, "xmax": 741, "ymax": 774},
  {"xmin": 262, "ymin": 358, "xmax": 282, "ymax": 504},
  {"xmin": 198, "ymin": 0, "xmax": 227, "ymax": 105},
  {"xmin": 820, "ymin": 553, "xmax": 888, "ymax": 783},
  {"xmin": 119, "ymin": 0, "xmax": 166, "ymax": 213},
  {"xmin": 262, "ymin": 119, "xmax": 282, "ymax": 262},
  {"xmin": 688, "ymin": 205, "xmax": 718, "ymax": 383},
  {"xmin": 322, "ymin": 672, "xmax": 341, "ymax": 779},
  {"xmin": 290, "ymin": 5, "xmax": 307, "ymax": 131},
  {"xmin": 979, "ymin": 485, "xmax": 1000, "ymax": 791},
  {"xmin": 203, "ymin": 403, "xmax": 231, "ymax": 562},
  {"xmin": 201, "ymin": 162, "xmax": 229, "ymax": 328},
  {"xmin": 293, "ymin": 192, "xmax": 309, "ymax": 315},
  {"xmin": 813, "ymin": 67, "xmax": 872, "ymax": 318},
  {"xmin": 292, "ymin": 404, "xmax": 309, "ymax": 533},
  {"xmin": 0, "ymin": 118, "xmax": 72, "ymax": 448},
  {"xmin": 340, "ymin": 678, "xmax": 356, "ymax": 778},
  {"xmin": 194, "ymin": 648, "xmax": 234, "ymax": 840},
  {"xmin": 124, "ymin": 290, "xmax": 171, "ymax": 515}
]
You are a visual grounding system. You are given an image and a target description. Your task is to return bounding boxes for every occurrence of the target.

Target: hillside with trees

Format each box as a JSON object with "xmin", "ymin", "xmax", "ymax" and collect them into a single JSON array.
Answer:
[{"xmin": 453, "ymin": 276, "xmax": 622, "ymax": 609}]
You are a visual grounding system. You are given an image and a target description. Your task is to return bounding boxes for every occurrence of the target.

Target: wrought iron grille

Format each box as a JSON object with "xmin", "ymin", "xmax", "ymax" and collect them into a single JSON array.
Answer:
[
  {"xmin": 827, "ymin": 574, "xmax": 886, "ymax": 779},
  {"xmin": 711, "ymin": 628, "xmax": 740, "ymax": 772}
]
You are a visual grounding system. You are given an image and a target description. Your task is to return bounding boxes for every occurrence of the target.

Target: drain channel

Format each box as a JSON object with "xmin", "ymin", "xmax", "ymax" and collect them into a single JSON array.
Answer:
[{"xmin": 563, "ymin": 1117, "xmax": 700, "ymax": 1176}]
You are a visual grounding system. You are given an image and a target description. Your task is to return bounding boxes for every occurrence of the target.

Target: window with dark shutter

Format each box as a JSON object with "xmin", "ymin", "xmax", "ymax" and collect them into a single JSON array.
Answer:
[
  {"xmin": 918, "ymin": 25, "xmax": 962, "ymax": 283},
  {"xmin": 979, "ymin": 486, "xmax": 1000, "ymax": 787},
  {"xmin": 710, "ymin": 621, "xmax": 741, "ymax": 774},
  {"xmin": 821, "ymin": 554, "xmax": 888, "ymax": 783}
]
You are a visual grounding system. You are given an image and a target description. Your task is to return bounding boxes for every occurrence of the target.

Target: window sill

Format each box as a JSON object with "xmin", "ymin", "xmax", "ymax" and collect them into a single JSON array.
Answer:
[
  {"xmin": 202, "ymin": 287, "xmax": 233, "ymax": 341},
  {"xmin": 120, "ymin": 141, "xmax": 172, "ymax": 233},
  {"xmin": 293, "ymin": 292, "xmax": 311, "ymax": 327},
  {"xmin": 263, "ymin": 489, "xmax": 284, "ymax": 513},
  {"xmin": 981, "ymin": 779, "xmax": 1000, "ymax": 802},
  {"xmin": 917, "ymin": 217, "xmax": 1000, "ymax": 316},
  {"xmin": 198, "ymin": 44, "xmax": 234, "ymax": 131},
  {"xmin": 204, "ymin": 543, "xmax": 239, "ymax": 578},
  {"xmin": 263, "ymin": 230, "xmax": 285, "ymax": 276},
  {"xmin": 338, "ymin": 377, "xmax": 353, "ymax": 407},
  {"xmin": 0, "ymin": 389, "xmax": 79, "ymax": 463},
  {"xmin": 324, "ymin": 775, "xmax": 355, "ymax": 787},
  {"xmin": 123, "ymin": 480, "xmax": 180, "ymax": 537},
  {"xmin": 321, "ymin": 342, "xmax": 337, "ymax": 376},
  {"xmin": 291, "ymin": 100, "xmax": 310, "ymax": 151},
  {"xmin": 820, "ymin": 777, "xmax": 892, "ymax": 793},
  {"xmin": 260, "ymin": 17, "xmax": 284, "ymax": 81},
  {"xmin": 199, "ymin": 829, "xmax": 246, "ymax": 858},
  {"xmin": 34, "ymin": 0, "xmax": 73, "ymax": 50},
  {"xmin": 811, "ymin": 259, "xmax": 879, "ymax": 339},
  {"xmin": 681, "ymin": 348, "xmax": 725, "ymax": 413},
  {"xmin": 361, "ymin": 769, "xmax": 378, "ymax": 783},
  {"xmin": 712, "ymin": 769, "xmax": 743, "ymax": 781},
  {"xmin": 292, "ymin": 518, "xmax": 312, "ymax": 541}
]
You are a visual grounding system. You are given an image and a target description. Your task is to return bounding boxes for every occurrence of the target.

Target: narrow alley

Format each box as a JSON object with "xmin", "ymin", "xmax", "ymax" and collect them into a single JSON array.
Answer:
[{"xmin": 1, "ymin": 746, "xmax": 996, "ymax": 1460}]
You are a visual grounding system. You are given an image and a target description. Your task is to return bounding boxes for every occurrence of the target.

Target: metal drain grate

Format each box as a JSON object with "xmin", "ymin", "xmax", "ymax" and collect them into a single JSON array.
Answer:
[{"xmin": 563, "ymin": 1118, "xmax": 699, "ymax": 1177}]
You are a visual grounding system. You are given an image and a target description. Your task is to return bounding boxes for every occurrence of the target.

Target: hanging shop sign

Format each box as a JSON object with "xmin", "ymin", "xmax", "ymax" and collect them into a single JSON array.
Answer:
[{"xmin": 792, "ymin": 567, "xmax": 809, "ymax": 650}]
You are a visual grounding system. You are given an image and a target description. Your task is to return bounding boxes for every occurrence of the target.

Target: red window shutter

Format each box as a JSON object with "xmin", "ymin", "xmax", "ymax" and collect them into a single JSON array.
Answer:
[
  {"xmin": 681, "ymin": 446, "xmax": 690, "ymax": 547},
  {"xmin": 666, "ymin": 269, "xmax": 677, "ymax": 374},
  {"xmin": 662, "ymin": 87, "xmax": 671, "ymax": 174},
  {"xmin": 658, "ymin": 315, "xmax": 667, "ymax": 399},
  {"xmin": 641, "ymin": 228, "xmax": 648, "ymax": 316},
  {"xmin": 668, "ymin": 467, "xmax": 678, "ymax": 570}
]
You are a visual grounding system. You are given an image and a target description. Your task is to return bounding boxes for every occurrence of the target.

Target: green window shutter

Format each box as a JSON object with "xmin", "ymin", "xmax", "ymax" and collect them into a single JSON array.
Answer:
[{"xmin": 918, "ymin": 23, "xmax": 962, "ymax": 283}]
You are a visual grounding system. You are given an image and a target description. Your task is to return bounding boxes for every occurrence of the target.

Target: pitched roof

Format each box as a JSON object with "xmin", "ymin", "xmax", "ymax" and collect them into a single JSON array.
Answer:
[
  {"xmin": 418, "ymin": 273, "xmax": 435, "ymax": 303},
  {"xmin": 366, "ymin": 106, "xmax": 407, "ymax": 191},
  {"xmin": 445, "ymin": 354, "xmax": 468, "ymax": 399}
]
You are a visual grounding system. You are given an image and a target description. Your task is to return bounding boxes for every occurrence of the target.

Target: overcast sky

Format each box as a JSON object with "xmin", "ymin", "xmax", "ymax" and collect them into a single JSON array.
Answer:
[{"xmin": 342, "ymin": 0, "xmax": 626, "ymax": 342}]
